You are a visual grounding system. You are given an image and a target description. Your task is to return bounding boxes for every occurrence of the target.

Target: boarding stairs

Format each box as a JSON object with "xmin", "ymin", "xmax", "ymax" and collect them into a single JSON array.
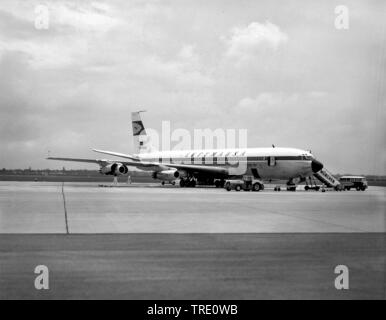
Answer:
[{"xmin": 313, "ymin": 168, "xmax": 341, "ymax": 188}]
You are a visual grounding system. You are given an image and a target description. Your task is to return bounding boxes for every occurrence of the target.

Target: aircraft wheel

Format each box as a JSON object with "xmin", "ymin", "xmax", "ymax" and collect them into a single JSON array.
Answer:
[
  {"xmin": 190, "ymin": 180, "xmax": 196, "ymax": 188},
  {"xmin": 161, "ymin": 181, "xmax": 165, "ymax": 185},
  {"xmin": 305, "ymin": 186, "xmax": 309, "ymax": 191},
  {"xmin": 179, "ymin": 179, "xmax": 185, "ymax": 188},
  {"xmin": 171, "ymin": 181, "xmax": 176, "ymax": 186}
]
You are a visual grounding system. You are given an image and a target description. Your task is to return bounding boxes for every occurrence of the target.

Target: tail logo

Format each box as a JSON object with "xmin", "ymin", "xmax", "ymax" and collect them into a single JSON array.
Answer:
[{"xmin": 132, "ymin": 121, "xmax": 145, "ymax": 136}]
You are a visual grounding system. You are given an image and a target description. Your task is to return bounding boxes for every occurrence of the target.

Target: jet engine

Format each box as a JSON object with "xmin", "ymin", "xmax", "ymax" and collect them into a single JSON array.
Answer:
[
  {"xmin": 100, "ymin": 163, "xmax": 128, "ymax": 176},
  {"xmin": 175, "ymin": 170, "xmax": 188, "ymax": 178},
  {"xmin": 152, "ymin": 169, "xmax": 179, "ymax": 181}
]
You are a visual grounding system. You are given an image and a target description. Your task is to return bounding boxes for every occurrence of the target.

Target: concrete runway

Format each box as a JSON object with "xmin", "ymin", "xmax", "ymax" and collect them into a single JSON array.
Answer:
[
  {"xmin": 0, "ymin": 182, "xmax": 385, "ymax": 299},
  {"xmin": 0, "ymin": 182, "xmax": 384, "ymax": 233},
  {"xmin": 0, "ymin": 234, "xmax": 385, "ymax": 299}
]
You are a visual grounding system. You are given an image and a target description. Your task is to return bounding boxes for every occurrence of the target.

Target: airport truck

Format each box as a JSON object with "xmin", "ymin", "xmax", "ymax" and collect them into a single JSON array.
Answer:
[
  {"xmin": 339, "ymin": 176, "xmax": 368, "ymax": 191},
  {"xmin": 224, "ymin": 176, "xmax": 264, "ymax": 192}
]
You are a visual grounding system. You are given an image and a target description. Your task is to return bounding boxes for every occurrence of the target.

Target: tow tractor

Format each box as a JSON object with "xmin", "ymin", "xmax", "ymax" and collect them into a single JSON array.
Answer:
[{"xmin": 224, "ymin": 176, "xmax": 264, "ymax": 192}]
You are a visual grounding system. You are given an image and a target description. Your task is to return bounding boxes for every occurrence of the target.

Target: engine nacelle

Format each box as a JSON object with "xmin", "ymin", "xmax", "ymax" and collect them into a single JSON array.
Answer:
[
  {"xmin": 100, "ymin": 163, "xmax": 128, "ymax": 176},
  {"xmin": 153, "ymin": 169, "xmax": 178, "ymax": 181},
  {"xmin": 176, "ymin": 170, "xmax": 188, "ymax": 178}
]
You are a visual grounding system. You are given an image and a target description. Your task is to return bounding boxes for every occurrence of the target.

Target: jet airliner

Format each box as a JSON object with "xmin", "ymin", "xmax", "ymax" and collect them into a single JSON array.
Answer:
[{"xmin": 48, "ymin": 111, "xmax": 325, "ymax": 190}]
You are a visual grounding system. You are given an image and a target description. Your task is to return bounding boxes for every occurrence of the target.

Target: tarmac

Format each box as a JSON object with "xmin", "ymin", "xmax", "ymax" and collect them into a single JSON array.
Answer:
[
  {"xmin": 0, "ymin": 182, "xmax": 384, "ymax": 233},
  {"xmin": 0, "ymin": 182, "xmax": 385, "ymax": 299}
]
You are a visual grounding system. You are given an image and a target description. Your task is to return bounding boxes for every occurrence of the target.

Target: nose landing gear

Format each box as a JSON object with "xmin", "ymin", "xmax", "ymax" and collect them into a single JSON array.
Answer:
[
  {"xmin": 304, "ymin": 176, "xmax": 321, "ymax": 191},
  {"xmin": 286, "ymin": 179, "xmax": 297, "ymax": 191}
]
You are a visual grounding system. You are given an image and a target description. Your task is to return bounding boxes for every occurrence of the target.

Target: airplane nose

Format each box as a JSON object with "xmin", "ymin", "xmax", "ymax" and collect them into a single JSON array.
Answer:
[{"xmin": 311, "ymin": 159, "xmax": 324, "ymax": 173}]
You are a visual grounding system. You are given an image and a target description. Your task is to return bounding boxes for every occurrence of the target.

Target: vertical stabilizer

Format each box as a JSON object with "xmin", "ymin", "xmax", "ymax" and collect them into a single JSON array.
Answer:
[{"xmin": 131, "ymin": 111, "xmax": 155, "ymax": 154}]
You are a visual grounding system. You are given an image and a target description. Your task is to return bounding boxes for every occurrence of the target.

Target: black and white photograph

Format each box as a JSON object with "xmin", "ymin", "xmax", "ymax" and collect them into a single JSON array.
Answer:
[{"xmin": 0, "ymin": 0, "xmax": 385, "ymax": 304}]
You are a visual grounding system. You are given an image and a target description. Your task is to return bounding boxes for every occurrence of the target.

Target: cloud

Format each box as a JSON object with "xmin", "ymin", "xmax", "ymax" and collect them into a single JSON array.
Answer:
[
  {"xmin": 48, "ymin": 2, "xmax": 121, "ymax": 32},
  {"xmin": 0, "ymin": 2, "xmax": 123, "ymax": 69},
  {"xmin": 236, "ymin": 91, "xmax": 329, "ymax": 114},
  {"xmin": 178, "ymin": 44, "xmax": 200, "ymax": 68},
  {"xmin": 223, "ymin": 21, "xmax": 288, "ymax": 62},
  {"xmin": 0, "ymin": 1, "xmax": 384, "ymax": 174},
  {"xmin": 127, "ymin": 54, "xmax": 214, "ymax": 87},
  {"xmin": 237, "ymin": 92, "xmax": 297, "ymax": 111}
]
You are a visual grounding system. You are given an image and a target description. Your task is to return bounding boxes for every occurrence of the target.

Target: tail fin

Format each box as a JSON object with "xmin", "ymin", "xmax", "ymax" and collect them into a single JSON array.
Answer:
[{"xmin": 131, "ymin": 111, "xmax": 156, "ymax": 154}]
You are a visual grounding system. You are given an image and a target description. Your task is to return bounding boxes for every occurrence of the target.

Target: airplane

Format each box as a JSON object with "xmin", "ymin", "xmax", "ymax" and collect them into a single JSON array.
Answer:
[{"xmin": 47, "ymin": 111, "xmax": 324, "ymax": 190}]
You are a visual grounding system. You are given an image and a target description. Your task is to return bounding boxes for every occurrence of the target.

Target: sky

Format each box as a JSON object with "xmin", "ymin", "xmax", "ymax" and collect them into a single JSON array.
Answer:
[{"xmin": 0, "ymin": 0, "xmax": 385, "ymax": 174}]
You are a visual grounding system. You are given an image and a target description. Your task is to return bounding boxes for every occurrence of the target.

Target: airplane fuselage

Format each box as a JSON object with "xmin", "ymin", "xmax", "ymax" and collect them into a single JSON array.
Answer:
[{"xmin": 136, "ymin": 147, "xmax": 320, "ymax": 181}]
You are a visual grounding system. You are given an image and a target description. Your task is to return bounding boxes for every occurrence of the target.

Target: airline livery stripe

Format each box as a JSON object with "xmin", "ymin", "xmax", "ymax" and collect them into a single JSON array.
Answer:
[{"xmin": 144, "ymin": 156, "xmax": 309, "ymax": 163}]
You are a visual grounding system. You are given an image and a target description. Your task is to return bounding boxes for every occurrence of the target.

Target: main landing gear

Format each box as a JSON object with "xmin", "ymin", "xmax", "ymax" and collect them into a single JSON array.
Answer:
[
  {"xmin": 214, "ymin": 179, "xmax": 225, "ymax": 188},
  {"xmin": 179, "ymin": 177, "xmax": 197, "ymax": 188}
]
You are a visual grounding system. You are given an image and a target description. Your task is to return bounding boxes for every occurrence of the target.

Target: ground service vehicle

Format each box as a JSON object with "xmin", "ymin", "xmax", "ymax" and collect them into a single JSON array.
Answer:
[
  {"xmin": 339, "ymin": 176, "xmax": 368, "ymax": 191},
  {"xmin": 225, "ymin": 176, "xmax": 264, "ymax": 192}
]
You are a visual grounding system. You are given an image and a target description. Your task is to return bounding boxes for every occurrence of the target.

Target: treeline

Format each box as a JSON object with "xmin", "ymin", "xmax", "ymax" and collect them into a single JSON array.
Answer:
[
  {"xmin": 1, "ymin": 168, "xmax": 101, "ymax": 176},
  {"xmin": 0, "ymin": 168, "xmax": 150, "ymax": 177}
]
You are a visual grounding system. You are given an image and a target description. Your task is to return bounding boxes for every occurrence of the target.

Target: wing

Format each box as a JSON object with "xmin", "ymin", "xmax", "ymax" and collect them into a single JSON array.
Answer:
[
  {"xmin": 47, "ymin": 157, "xmax": 159, "ymax": 170},
  {"xmin": 47, "ymin": 157, "xmax": 110, "ymax": 167},
  {"xmin": 48, "ymin": 156, "xmax": 230, "ymax": 178},
  {"xmin": 90, "ymin": 149, "xmax": 230, "ymax": 176},
  {"xmin": 92, "ymin": 149, "xmax": 140, "ymax": 161}
]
